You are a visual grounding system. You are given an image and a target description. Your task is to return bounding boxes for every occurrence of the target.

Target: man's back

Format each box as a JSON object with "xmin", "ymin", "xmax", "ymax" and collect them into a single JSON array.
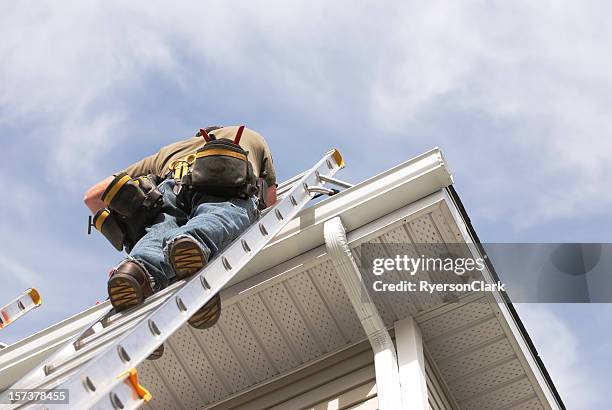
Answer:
[{"xmin": 123, "ymin": 126, "xmax": 277, "ymax": 188}]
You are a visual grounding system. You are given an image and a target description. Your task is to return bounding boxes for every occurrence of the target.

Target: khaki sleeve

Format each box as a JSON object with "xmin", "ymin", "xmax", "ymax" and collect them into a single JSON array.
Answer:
[
  {"xmin": 122, "ymin": 153, "xmax": 161, "ymax": 178},
  {"xmin": 120, "ymin": 138, "xmax": 191, "ymax": 178}
]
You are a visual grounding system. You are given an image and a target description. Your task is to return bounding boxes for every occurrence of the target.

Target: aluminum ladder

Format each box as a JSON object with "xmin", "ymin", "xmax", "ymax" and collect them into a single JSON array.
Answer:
[{"xmin": 1, "ymin": 149, "xmax": 345, "ymax": 409}]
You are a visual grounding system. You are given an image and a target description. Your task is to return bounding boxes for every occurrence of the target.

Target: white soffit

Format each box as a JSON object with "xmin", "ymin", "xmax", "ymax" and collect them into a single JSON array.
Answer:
[{"xmin": 133, "ymin": 192, "xmax": 560, "ymax": 409}]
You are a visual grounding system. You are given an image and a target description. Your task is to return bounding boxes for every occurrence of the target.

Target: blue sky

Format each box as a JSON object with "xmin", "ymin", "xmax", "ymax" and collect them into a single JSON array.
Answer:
[{"xmin": 1, "ymin": 1, "xmax": 611, "ymax": 408}]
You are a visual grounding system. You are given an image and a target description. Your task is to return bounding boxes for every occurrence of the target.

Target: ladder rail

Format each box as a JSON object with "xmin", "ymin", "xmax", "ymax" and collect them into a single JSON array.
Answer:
[{"xmin": 8, "ymin": 149, "xmax": 343, "ymax": 410}]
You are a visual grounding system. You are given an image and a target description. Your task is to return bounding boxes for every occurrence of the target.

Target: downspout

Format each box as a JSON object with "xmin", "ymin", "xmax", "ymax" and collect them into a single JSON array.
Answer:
[{"xmin": 324, "ymin": 217, "xmax": 403, "ymax": 409}]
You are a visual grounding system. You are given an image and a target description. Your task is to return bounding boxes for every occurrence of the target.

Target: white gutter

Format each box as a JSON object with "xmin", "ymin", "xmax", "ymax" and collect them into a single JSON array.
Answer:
[
  {"xmin": 233, "ymin": 147, "xmax": 453, "ymax": 287},
  {"xmin": 324, "ymin": 216, "xmax": 403, "ymax": 409}
]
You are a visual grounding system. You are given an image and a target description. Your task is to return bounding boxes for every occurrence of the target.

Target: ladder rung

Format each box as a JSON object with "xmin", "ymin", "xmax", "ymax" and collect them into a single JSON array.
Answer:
[
  {"xmin": 75, "ymin": 289, "xmax": 174, "ymax": 351},
  {"xmin": 38, "ymin": 336, "xmax": 118, "ymax": 390},
  {"xmin": 277, "ymin": 171, "xmax": 307, "ymax": 190},
  {"xmin": 100, "ymin": 280, "xmax": 182, "ymax": 328}
]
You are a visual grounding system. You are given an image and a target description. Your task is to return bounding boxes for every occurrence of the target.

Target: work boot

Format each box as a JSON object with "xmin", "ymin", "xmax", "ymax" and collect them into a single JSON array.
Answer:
[
  {"xmin": 108, "ymin": 261, "xmax": 162, "ymax": 360},
  {"xmin": 169, "ymin": 237, "xmax": 221, "ymax": 329},
  {"xmin": 189, "ymin": 293, "xmax": 221, "ymax": 330},
  {"xmin": 107, "ymin": 261, "xmax": 154, "ymax": 313}
]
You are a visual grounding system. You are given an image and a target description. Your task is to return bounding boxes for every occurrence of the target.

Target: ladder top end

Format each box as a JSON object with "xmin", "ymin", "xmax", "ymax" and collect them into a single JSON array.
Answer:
[
  {"xmin": 332, "ymin": 148, "xmax": 345, "ymax": 169},
  {"xmin": 27, "ymin": 288, "xmax": 42, "ymax": 306}
]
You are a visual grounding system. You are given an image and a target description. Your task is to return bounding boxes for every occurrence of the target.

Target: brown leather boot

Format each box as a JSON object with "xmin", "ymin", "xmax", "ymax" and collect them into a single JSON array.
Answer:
[
  {"xmin": 107, "ymin": 261, "xmax": 154, "ymax": 313},
  {"xmin": 169, "ymin": 237, "xmax": 221, "ymax": 329}
]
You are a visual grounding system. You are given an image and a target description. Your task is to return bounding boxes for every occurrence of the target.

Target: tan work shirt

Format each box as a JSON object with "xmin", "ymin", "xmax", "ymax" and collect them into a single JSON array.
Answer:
[{"xmin": 123, "ymin": 126, "xmax": 277, "ymax": 186}]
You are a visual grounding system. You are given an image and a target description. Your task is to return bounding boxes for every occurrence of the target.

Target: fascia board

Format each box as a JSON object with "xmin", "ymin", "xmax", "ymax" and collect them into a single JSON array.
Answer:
[{"xmin": 440, "ymin": 189, "xmax": 564, "ymax": 410}]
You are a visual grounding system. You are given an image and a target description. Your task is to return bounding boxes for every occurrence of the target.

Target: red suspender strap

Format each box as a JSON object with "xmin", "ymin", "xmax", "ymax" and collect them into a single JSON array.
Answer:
[
  {"xmin": 234, "ymin": 125, "xmax": 245, "ymax": 145},
  {"xmin": 199, "ymin": 128, "xmax": 211, "ymax": 142}
]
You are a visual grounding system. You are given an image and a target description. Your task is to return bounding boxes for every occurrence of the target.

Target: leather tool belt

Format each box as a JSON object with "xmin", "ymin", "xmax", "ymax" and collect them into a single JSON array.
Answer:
[
  {"xmin": 180, "ymin": 126, "xmax": 257, "ymax": 199},
  {"xmin": 94, "ymin": 173, "xmax": 163, "ymax": 252}
]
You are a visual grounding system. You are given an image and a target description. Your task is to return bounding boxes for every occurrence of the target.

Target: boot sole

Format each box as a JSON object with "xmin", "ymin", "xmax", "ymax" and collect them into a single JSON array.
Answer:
[
  {"xmin": 170, "ymin": 239, "xmax": 207, "ymax": 279},
  {"xmin": 169, "ymin": 238, "xmax": 221, "ymax": 329},
  {"xmin": 107, "ymin": 274, "xmax": 144, "ymax": 312},
  {"xmin": 188, "ymin": 293, "xmax": 221, "ymax": 330}
]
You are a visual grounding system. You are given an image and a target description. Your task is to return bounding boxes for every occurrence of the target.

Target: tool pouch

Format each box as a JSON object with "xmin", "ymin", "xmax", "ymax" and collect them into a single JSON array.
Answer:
[
  {"xmin": 93, "ymin": 209, "xmax": 126, "ymax": 251},
  {"xmin": 93, "ymin": 206, "xmax": 157, "ymax": 253},
  {"xmin": 184, "ymin": 131, "xmax": 257, "ymax": 198},
  {"xmin": 120, "ymin": 209, "xmax": 153, "ymax": 253},
  {"xmin": 102, "ymin": 173, "xmax": 162, "ymax": 217},
  {"xmin": 98, "ymin": 173, "xmax": 164, "ymax": 251}
]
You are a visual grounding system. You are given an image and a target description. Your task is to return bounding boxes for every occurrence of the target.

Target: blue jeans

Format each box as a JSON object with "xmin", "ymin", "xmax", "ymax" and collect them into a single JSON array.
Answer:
[{"xmin": 126, "ymin": 179, "xmax": 259, "ymax": 290}]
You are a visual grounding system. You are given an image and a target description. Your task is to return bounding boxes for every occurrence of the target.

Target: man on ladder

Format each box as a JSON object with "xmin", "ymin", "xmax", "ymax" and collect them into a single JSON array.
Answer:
[{"xmin": 83, "ymin": 126, "xmax": 277, "ymax": 352}]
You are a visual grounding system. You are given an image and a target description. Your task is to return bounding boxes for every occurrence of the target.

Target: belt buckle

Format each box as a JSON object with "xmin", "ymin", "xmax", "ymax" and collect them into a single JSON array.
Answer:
[{"xmin": 169, "ymin": 160, "xmax": 189, "ymax": 181}]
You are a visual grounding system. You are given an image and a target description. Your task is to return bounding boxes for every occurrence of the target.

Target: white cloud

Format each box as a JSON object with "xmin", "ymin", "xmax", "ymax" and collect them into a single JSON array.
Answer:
[
  {"xmin": 2, "ymin": 1, "xmax": 612, "ymax": 226},
  {"xmin": 0, "ymin": 253, "xmax": 41, "ymax": 288},
  {"xmin": 0, "ymin": 1, "xmax": 348, "ymax": 190},
  {"xmin": 516, "ymin": 304, "xmax": 603, "ymax": 408},
  {"xmin": 0, "ymin": 1, "xmax": 182, "ymax": 189},
  {"xmin": 367, "ymin": 1, "xmax": 612, "ymax": 227}
]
